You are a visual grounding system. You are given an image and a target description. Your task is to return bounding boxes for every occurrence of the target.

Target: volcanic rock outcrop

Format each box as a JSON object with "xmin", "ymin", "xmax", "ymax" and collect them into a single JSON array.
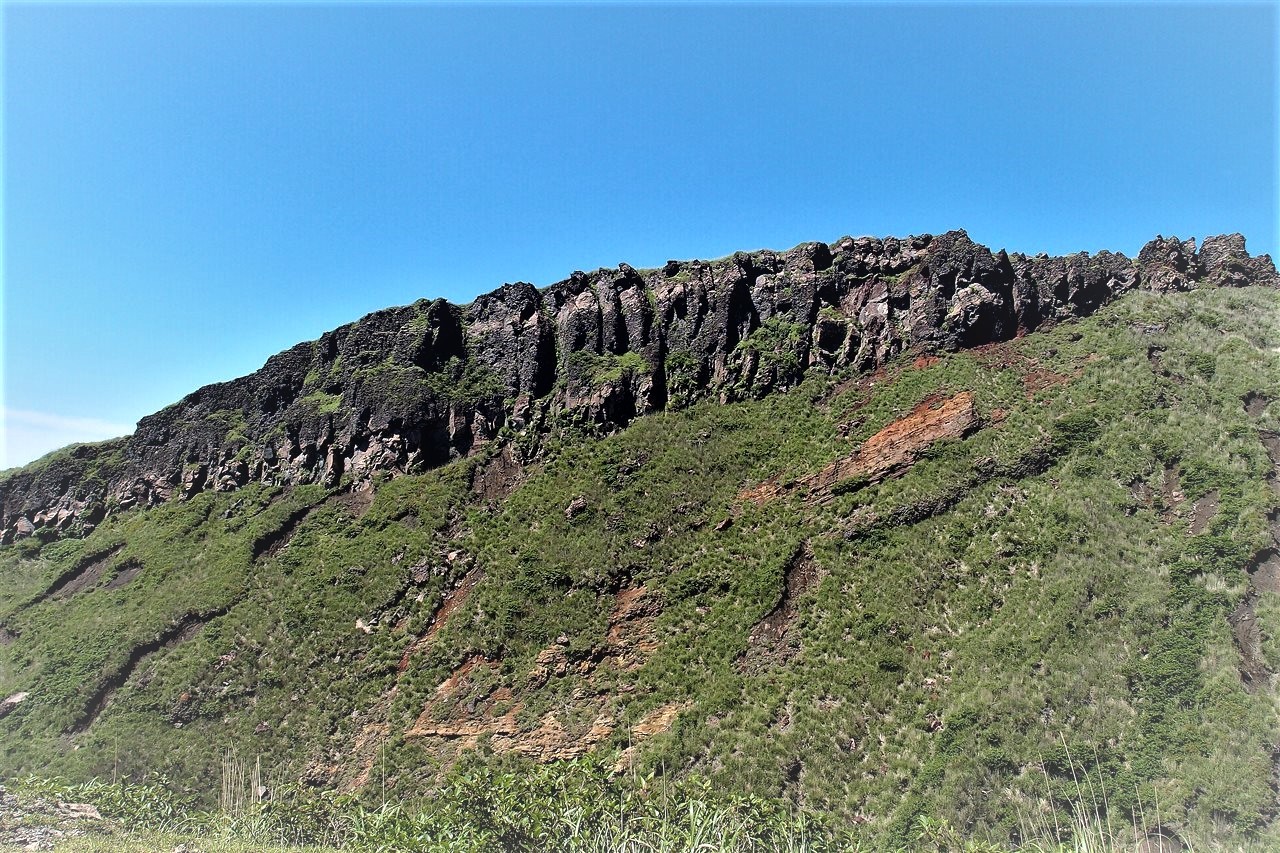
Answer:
[{"xmin": 2, "ymin": 231, "xmax": 1276, "ymax": 543}]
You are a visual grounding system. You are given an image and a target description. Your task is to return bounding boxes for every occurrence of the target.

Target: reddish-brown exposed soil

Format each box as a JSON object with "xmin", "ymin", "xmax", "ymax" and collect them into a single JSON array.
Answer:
[
  {"xmin": 741, "ymin": 391, "xmax": 979, "ymax": 508},
  {"xmin": 738, "ymin": 475, "xmax": 786, "ymax": 507},
  {"xmin": 397, "ymin": 566, "xmax": 484, "ymax": 672},
  {"xmin": 971, "ymin": 342, "xmax": 1076, "ymax": 399},
  {"xmin": 395, "ymin": 584, "xmax": 666, "ymax": 774},
  {"xmin": 613, "ymin": 703, "xmax": 688, "ymax": 773},
  {"xmin": 805, "ymin": 392, "xmax": 978, "ymax": 495},
  {"xmin": 1022, "ymin": 367, "xmax": 1072, "ymax": 397}
]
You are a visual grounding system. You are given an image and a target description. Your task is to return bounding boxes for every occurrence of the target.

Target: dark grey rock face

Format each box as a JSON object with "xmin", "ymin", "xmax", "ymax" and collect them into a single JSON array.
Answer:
[{"xmin": 2, "ymin": 231, "xmax": 1275, "ymax": 543}]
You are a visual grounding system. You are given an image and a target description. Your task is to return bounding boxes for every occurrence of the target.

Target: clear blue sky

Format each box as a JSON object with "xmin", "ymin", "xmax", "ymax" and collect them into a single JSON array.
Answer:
[{"xmin": 2, "ymin": 2, "xmax": 1277, "ymax": 468}]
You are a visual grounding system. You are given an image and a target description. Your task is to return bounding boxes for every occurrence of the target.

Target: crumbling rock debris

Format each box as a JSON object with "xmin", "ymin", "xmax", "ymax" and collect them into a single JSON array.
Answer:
[
  {"xmin": 400, "ymin": 585, "xmax": 664, "ymax": 772},
  {"xmin": 0, "ymin": 784, "xmax": 106, "ymax": 851},
  {"xmin": 564, "ymin": 496, "xmax": 589, "ymax": 520},
  {"xmin": 613, "ymin": 703, "xmax": 688, "ymax": 773},
  {"xmin": 0, "ymin": 692, "xmax": 29, "ymax": 720},
  {"xmin": 2, "ymin": 231, "xmax": 1275, "ymax": 544}
]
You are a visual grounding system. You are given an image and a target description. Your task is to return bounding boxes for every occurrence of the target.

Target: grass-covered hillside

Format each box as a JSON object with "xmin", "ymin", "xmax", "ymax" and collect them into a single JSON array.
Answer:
[{"xmin": 2, "ymin": 284, "xmax": 1279, "ymax": 850}]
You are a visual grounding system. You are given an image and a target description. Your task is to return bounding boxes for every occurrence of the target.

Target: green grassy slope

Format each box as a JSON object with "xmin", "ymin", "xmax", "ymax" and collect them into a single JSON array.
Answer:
[{"xmin": 2, "ymin": 285, "xmax": 1278, "ymax": 850}]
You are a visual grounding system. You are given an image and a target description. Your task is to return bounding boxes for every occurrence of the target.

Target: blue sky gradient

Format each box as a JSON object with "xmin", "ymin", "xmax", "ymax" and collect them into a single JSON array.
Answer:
[{"xmin": 3, "ymin": 2, "xmax": 1277, "ymax": 467}]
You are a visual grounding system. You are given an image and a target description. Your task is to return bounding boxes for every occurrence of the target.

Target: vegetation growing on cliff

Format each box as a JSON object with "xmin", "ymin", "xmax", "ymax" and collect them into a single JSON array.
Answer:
[{"xmin": 1, "ymin": 283, "xmax": 1278, "ymax": 850}]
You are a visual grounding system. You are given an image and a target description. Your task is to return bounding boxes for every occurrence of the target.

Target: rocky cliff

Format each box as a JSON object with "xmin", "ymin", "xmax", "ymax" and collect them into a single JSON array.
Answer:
[{"xmin": 2, "ymin": 230, "xmax": 1275, "ymax": 543}]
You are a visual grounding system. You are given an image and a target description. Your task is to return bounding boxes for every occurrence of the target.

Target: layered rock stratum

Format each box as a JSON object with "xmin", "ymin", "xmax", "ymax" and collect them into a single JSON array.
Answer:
[{"xmin": 2, "ymin": 230, "xmax": 1275, "ymax": 544}]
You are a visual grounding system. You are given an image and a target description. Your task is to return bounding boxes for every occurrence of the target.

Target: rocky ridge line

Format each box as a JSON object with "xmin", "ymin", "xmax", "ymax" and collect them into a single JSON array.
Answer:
[{"xmin": 2, "ymin": 231, "xmax": 1275, "ymax": 544}]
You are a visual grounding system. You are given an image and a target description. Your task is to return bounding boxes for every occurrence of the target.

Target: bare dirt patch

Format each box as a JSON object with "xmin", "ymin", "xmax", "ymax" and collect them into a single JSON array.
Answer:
[
  {"xmin": 52, "ymin": 562, "xmax": 111, "ymax": 599},
  {"xmin": 405, "ymin": 656, "xmax": 516, "ymax": 739},
  {"xmin": 739, "ymin": 475, "xmax": 786, "ymax": 508},
  {"xmin": 490, "ymin": 708, "xmax": 616, "ymax": 762},
  {"xmin": 1261, "ymin": 432, "xmax": 1280, "ymax": 468},
  {"xmin": 1228, "ymin": 549, "xmax": 1280, "ymax": 693},
  {"xmin": 471, "ymin": 446, "xmax": 524, "ymax": 503},
  {"xmin": 28, "ymin": 545, "xmax": 124, "ymax": 606},
  {"xmin": 971, "ymin": 341, "xmax": 1035, "ymax": 370},
  {"xmin": 394, "ymin": 584, "xmax": 666, "ymax": 781},
  {"xmin": 1129, "ymin": 478, "xmax": 1153, "ymax": 508},
  {"xmin": 806, "ymin": 392, "xmax": 978, "ymax": 498},
  {"xmin": 1022, "ymin": 367, "xmax": 1072, "ymax": 397},
  {"xmin": 1160, "ymin": 464, "xmax": 1184, "ymax": 523},
  {"xmin": 1188, "ymin": 490, "xmax": 1219, "ymax": 535},
  {"xmin": 971, "ymin": 342, "xmax": 1079, "ymax": 400},
  {"xmin": 102, "ymin": 560, "xmax": 143, "ymax": 591},
  {"xmin": 345, "ymin": 565, "xmax": 486, "ymax": 792},
  {"xmin": 599, "ymin": 586, "xmax": 662, "ymax": 671},
  {"xmin": 1228, "ymin": 592, "xmax": 1271, "ymax": 693},
  {"xmin": 1250, "ymin": 549, "xmax": 1280, "ymax": 596},
  {"xmin": 1146, "ymin": 344, "xmax": 1166, "ymax": 372},
  {"xmin": 1224, "ymin": 427, "xmax": 1280, "ymax": 693},
  {"xmin": 740, "ymin": 544, "xmax": 824, "ymax": 673},
  {"xmin": 403, "ymin": 654, "xmax": 618, "ymax": 761},
  {"xmin": 252, "ymin": 489, "xmax": 371, "ymax": 563},
  {"xmin": 329, "ymin": 485, "xmax": 375, "ymax": 518},
  {"xmin": 614, "ymin": 703, "xmax": 688, "ymax": 773},
  {"xmin": 251, "ymin": 506, "xmax": 315, "ymax": 562},
  {"xmin": 742, "ymin": 391, "xmax": 979, "ymax": 508},
  {"xmin": 628, "ymin": 702, "xmax": 684, "ymax": 739},
  {"xmin": 1245, "ymin": 391, "xmax": 1270, "ymax": 418}
]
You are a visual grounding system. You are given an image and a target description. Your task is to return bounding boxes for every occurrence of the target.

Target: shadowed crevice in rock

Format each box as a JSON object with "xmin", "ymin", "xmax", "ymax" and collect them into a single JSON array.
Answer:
[
  {"xmin": 68, "ymin": 605, "xmax": 232, "ymax": 733},
  {"xmin": 739, "ymin": 543, "xmax": 824, "ymax": 674},
  {"xmin": 842, "ymin": 440, "xmax": 1058, "ymax": 542},
  {"xmin": 1244, "ymin": 392, "xmax": 1270, "ymax": 418},
  {"xmin": 24, "ymin": 545, "xmax": 125, "ymax": 608},
  {"xmin": 251, "ymin": 505, "xmax": 318, "ymax": 562}
]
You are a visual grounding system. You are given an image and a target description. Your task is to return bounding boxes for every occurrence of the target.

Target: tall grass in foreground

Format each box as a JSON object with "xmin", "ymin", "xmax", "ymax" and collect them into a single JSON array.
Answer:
[
  {"xmin": 13, "ymin": 756, "xmax": 1200, "ymax": 853},
  {"xmin": 16, "ymin": 760, "xmax": 845, "ymax": 853}
]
